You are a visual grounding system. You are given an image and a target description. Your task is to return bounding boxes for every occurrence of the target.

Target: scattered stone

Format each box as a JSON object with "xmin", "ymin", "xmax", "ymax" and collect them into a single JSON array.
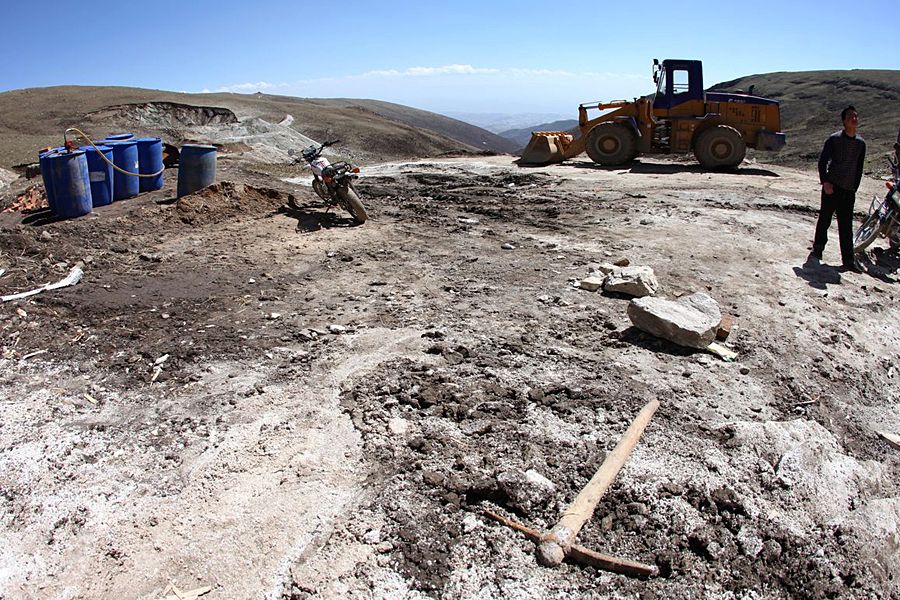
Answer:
[
  {"xmin": 579, "ymin": 276, "xmax": 605, "ymax": 292},
  {"xmin": 497, "ymin": 468, "xmax": 556, "ymax": 513},
  {"xmin": 462, "ymin": 513, "xmax": 482, "ymax": 533},
  {"xmin": 613, "ymin": 257, "xmax": 630, "ymax": 267},
  {"xmin": 501, "ymin": 243, "xmax": 515, "ymax": 250},
  {"xmin": 388, "ymin": 418, "xmax": 408, "ymax": 436},
  {"xmin": 328, "ymin": 324, "xmax": 347, "ymax": 334},
  {"xmin": 362, "ymin": 529, "xmax": 383, "ymax": 545},
  {"xmin": 627, "ymin": 292, "xmax": 722, "ymax": 349},
  {"xmin": 604, "ymin": 266, "xmax": 659, "ymax": 297},
  {"xmin": 761, "ymin": 539, "xmax": 782, "ymax": 561},
  {"xmin": 740, "ymin": 366, "xmax": 751, "ymax": 375}
]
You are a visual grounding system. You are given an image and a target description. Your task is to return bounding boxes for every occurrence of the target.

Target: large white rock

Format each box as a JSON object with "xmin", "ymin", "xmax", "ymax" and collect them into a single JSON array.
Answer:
[
  {"xmin": 627, "ymin": 292, "xmax": 721, "ymax": 348},
  {"xmin": 603, "ymin": 266, "xmax": 659, "ymax": 297}
]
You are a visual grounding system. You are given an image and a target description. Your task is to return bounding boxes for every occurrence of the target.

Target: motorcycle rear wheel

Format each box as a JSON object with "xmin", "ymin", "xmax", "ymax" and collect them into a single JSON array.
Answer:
[
  {"xmin": 854, "ymin": 210, "xmax": 885, "ymax": 253},
  {"xmin": 338, "ymin": 184, "xmax": 368, "ymax": 224}
]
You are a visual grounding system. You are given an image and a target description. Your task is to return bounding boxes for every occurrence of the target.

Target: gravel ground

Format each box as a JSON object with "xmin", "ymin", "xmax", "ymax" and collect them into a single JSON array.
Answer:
[{"xmin": 1, "ymin": 152, "xmax": 898, "ymax": 599}]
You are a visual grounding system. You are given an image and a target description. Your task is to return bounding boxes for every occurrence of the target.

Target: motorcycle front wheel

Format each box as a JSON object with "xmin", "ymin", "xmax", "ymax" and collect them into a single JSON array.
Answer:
[
  {"xmin": 312, "ymin": 178, "xmax": 329, "ymax": 201},
  {"xmin": 338, "ymin": 184, "xmax": 368, "ymax": 224},
  {"xmin": 854, "ymin": 210, "xmax": 885, "ymax": 254}
]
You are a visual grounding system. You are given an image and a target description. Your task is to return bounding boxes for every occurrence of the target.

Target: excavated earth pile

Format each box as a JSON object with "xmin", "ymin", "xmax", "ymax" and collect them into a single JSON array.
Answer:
[{"xmin": 0, "ymin": 155, "xmax": 898, "ymax": 599}]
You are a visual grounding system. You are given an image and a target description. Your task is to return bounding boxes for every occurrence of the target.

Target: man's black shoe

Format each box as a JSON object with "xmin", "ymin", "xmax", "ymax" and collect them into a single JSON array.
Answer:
[
  {"xmin": 840, "ymin": 262, "xmax": 864, "ymax": 274},
  {"xmin": 810, "ymin": 250, "xmax": 823, "ymax": 260}
]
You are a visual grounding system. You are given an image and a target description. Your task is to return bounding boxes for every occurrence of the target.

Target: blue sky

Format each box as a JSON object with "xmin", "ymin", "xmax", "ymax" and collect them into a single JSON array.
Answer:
[{"xmin": 2, "ymin": 0, "xmax": 897, "ymax": 117}]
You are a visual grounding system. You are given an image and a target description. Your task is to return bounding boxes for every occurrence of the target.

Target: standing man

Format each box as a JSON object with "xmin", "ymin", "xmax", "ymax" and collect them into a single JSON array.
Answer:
[{"xmin": 812, "ymin": 105, "xmax": 867, "ymax": 272}]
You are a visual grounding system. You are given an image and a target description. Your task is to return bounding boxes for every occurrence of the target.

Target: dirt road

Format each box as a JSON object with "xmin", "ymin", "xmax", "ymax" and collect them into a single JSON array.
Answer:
[{"xmin": 1, "ymin": 156, "xmax": 898, "ymax": 599}]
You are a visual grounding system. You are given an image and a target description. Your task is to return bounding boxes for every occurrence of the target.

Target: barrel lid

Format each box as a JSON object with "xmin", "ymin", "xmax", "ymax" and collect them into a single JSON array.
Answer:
[
  {"xmin": 38, "ymin": 146, "xmax": 65, "ymax": 157},
  {"xmin": 134, "ymin": 137, "xmax": 161, "ymax": 143},
  {"xmin": 80, "ymin": 144, "xmax": 113, "ymax": 152},
  {"xmin": 106, "ymin": 132, "xmax": 134, "ymax": 140},
  {"xmin": 181, "ymin": 144, "xmax": 217, "ymax": 150},
  {"xmin": 45, "ymin": 149, "xmax": 85, "ymax": 158},
  {"xmin": 103, "ymin": 140, "xmax": 137, "ymax": 146}
]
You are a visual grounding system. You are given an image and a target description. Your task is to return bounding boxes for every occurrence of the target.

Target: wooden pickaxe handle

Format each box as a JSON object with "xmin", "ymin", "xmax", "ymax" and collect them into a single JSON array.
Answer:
[{"xmin": 538, "ymin": 398, "xmax": 660, "ymax": 566}]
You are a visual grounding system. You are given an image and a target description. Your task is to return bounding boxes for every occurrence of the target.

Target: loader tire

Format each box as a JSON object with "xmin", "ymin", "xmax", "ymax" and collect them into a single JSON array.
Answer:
[
  {"xmin": 694, "ymin": 125, "xmax": 746, "ymax": 169},
  {"xmin": 585, "ymin": 123, "xmax": 638, "ymax": 166}
]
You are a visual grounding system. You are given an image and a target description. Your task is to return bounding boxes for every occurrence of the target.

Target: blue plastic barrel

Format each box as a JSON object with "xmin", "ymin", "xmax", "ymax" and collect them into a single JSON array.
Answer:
[
  {"xmin": 106, "ymin": 132, "xmax": 134, "ymax": 141},
  {"xmin": 177, "ymin": 144, "xmax": 216, "ymax": 198},
  {"xmin": 80, "ymin": 145, "xmax": 114, "ymax": 207},
  {"xmin": 46, "ymin": 150, "xmax": 92, "ymax": 218},
  {"xmin": 39, "ymin": 149, "xmax": 59, "ymax": 214},
  {"xmin": 106, "ymin": 140, "xmax": 140, "ymax": 200},
  {"xmin": 135, "ymin": 137, "xmax": 164, "ymax": 192}
]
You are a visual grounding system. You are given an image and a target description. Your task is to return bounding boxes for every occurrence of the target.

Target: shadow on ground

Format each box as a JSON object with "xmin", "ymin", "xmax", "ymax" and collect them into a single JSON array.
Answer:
[
  {"xmin": 616, "ymin": 326, "xmax": 697, "ymax": 357},
  {"xmin": 570, "ymin": 160, "xmax": 780, "ymax": 178},
  {"xmin": 279, "ymin": 202, "xmax": 360, "ymax": 232},
  {"xmin": 793, "ymin": 255, "xmax": 843, "ymax": 289}
]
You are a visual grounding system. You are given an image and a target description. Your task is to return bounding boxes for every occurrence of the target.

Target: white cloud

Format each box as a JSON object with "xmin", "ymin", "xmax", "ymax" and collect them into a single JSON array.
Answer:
[
  {"xmin": 213, "ymin": 64, "xmax": 642, "ymax": 92},
  {"xmin": 206, "ymin": 64, "xmax": 650, "ymax": 113}
]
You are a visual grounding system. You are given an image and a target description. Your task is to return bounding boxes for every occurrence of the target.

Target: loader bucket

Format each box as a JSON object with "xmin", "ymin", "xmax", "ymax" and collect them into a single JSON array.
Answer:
[{"xmin": 519, "ymin": 132, "xmax": 574, "ymax": 165}]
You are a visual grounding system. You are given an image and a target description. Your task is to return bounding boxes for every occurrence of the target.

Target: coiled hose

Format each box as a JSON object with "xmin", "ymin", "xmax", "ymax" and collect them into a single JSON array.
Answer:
[{"xmin": 63, "ymin": 127, "xmax": 165, "ymax": 178}]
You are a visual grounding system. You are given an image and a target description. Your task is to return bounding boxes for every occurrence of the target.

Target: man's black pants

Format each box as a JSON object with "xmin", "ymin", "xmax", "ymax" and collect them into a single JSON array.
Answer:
[{"xmin": 813, "ymin": 186, "xmax": 856, "ymax": 266}]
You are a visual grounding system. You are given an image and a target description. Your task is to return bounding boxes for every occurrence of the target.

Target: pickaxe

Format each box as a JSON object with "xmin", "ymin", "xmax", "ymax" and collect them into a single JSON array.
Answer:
[{"xmin": 484, "ymin": 398, "xmax": 660, "ymax": 577}]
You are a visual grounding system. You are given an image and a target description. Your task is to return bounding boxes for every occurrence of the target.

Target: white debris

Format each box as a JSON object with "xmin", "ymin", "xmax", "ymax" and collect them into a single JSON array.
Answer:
[{"xmin": 2, "ymin": 263, "xmax": 84, "ymax": 302}]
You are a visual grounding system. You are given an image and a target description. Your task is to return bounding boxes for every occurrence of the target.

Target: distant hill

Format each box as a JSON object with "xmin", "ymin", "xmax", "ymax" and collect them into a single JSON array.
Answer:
[
  {"xmin": 498, "ymin": 119, "xmax": 579, "ymax": 148},
  {"xmin": 0, "ymin": 87, "xmax": 515, "ymax": 169},
  {"xmin": 709, "ymin": 69, "xmax": 900, "ymax": 168},
  {"xmin": 444, "ymin": 112, "xmax": 572, "ymax": 133}
]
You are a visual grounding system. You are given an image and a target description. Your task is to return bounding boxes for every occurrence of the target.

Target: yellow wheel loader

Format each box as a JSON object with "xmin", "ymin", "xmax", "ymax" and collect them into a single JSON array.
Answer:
[{"xmin": 521, "ymin": 59, "xmax": 785, "ymax": 169}]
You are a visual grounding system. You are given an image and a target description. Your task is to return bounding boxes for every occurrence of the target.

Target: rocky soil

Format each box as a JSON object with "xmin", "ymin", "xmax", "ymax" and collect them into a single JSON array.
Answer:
[{"xmin": 1, "ymin": 153, "xmax": 899, "ymax": 599}]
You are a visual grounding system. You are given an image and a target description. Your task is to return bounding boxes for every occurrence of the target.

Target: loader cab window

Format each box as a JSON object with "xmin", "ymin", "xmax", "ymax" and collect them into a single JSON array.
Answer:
[
  {"xmin": 672, "ymin": 70, "xmax": 689, "ymax": 95},
  {"xmin": 653, "ymin": 64, "xmax": 701, "ymax": 109},
  {"xmin": 655, "ymin": 69, "xmax": 667, "ymax": 99}
]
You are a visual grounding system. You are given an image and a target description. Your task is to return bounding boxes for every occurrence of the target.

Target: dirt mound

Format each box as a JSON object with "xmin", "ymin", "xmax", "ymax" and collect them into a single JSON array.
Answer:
[
  {"xmin": 86, "ymin": 102, "xmax": 238, "ymax": 129},
  {"xmin": 174, "ymin": 182, "xmax": 293, "ymax": 225}
]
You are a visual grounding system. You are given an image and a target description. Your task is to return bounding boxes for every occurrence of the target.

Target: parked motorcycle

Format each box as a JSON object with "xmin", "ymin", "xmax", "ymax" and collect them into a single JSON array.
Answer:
[
  {"xmin": 290, "ymin": 140, "xmax": 367, "ymax": 223},
  {"xmin": 854, "ymin": 155, "xmax": 900, "ymax": 253}
]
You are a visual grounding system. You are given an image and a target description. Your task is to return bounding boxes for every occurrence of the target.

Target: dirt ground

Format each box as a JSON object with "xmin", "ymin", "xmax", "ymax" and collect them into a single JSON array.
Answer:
[{"xmin": 1, "ymin": 153, "xmax": 899, "ymax": 599}]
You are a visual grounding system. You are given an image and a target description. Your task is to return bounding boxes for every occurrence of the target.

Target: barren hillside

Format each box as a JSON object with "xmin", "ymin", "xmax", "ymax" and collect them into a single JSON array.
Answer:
[
  {"xmin": 710, "ymin": 69, "xmax": 900, "ymax": 168},
  {"xmin": 0, "ymin": 86, "xmax": 515, "ymax": 170}
]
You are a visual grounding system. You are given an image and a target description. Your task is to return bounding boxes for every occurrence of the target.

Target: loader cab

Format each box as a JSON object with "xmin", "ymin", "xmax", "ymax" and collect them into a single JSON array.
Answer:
[{"xmin": 652, "ymin": 59, "xmax": 704, "ymax": 112}]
